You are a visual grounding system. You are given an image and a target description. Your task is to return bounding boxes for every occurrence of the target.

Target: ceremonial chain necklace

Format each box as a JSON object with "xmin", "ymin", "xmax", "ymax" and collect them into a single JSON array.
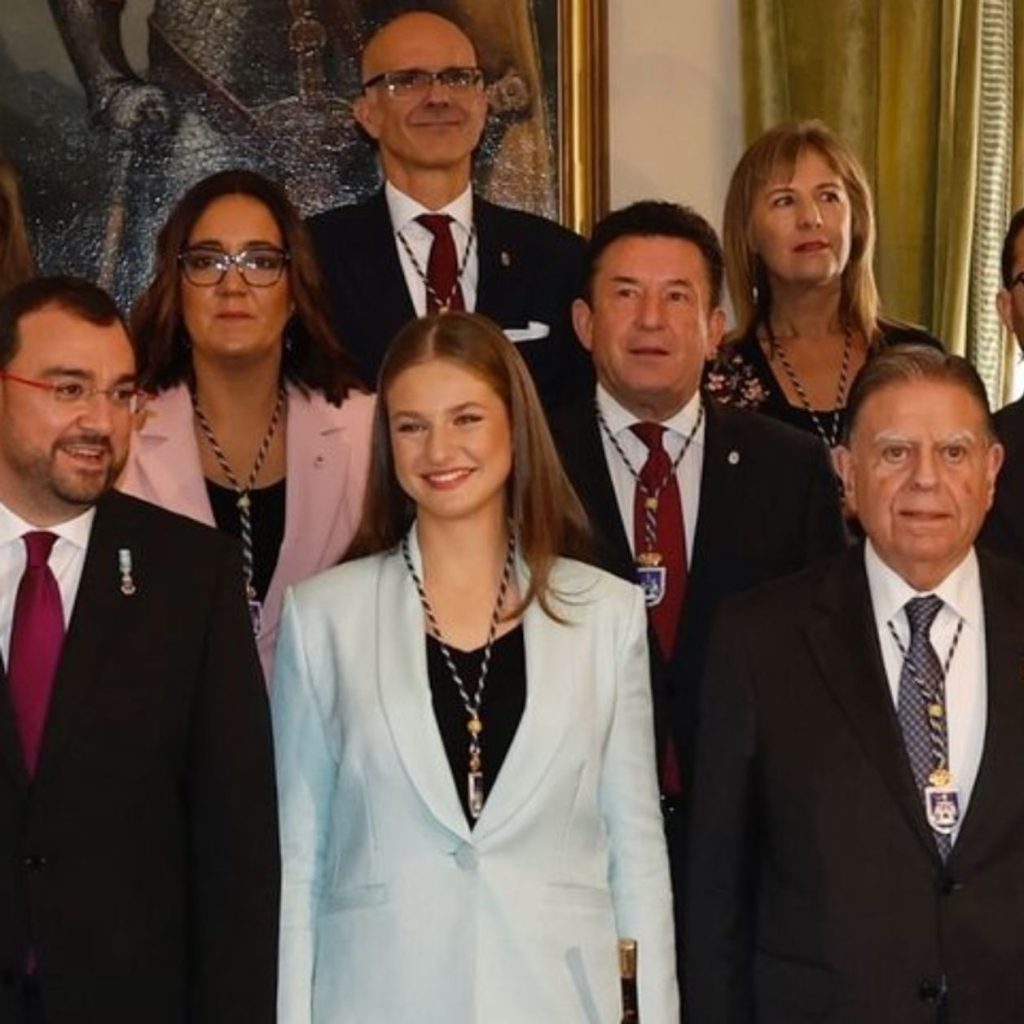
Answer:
[
  {"xmin": 886, "ymin": 613, "xmax": 964, "ymax": 787},
  {"xmin": 402, "ymin": 531, "xmax": 515, "ymax": 820},
  {"xmin": 595, "ymin": 399, "xmax": 704, "ymax": 557},
  {"xmin": 397, "ymin": 222, "xmax": 477, "ymax": 313},
  {"xmin": 193, "ymin": 386, "xmax": 286, "ymax": 636},
  {"xmin": 767, "ymin": 327, "xmax": 853, "ymax": 450}
]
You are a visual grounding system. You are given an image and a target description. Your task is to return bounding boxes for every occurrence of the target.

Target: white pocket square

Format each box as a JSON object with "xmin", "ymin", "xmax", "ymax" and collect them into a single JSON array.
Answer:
[{"xmin": 504, "ymin": 321, "xmax": 551, "ymax": 343}]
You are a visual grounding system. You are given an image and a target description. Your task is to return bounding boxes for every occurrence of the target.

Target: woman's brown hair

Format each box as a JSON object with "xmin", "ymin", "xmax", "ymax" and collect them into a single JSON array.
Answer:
[
  {"xmin": 346, "ymin": 312, "xmax": 591, "ymax": 619},
  {"xmin": 723, "ymin": 119, "xmax": 881, "ymax": 346},
  {"xmin": 130, "ymin": 168, "xmax": 360, "ymax": 403},
  {"xmin": 0, "ymin": 157, "xmax": 36, "ymax": 297}
]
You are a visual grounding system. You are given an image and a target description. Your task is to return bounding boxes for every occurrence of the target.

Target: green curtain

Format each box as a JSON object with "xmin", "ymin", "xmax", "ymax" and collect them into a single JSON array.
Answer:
[{"xmin": 739, "ymin": 0, "xmax": 1024, "ymax": 404}]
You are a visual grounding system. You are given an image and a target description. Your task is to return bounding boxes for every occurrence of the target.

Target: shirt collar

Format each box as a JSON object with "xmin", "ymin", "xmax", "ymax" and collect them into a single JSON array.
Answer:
[
  {"xmin": 385, "ymin": 181, "xmax": 474, "ymax": 235},
  {"xmin": 864, "ymin": 540, "xmax": 981, "ymax": 630},
  {"xmin": 595, "ymin": 383, "xmax": 705, "ymax": 445},
  {"xmin": 0, "ymin": 499, "xmax": 96, "ymax": 553}
]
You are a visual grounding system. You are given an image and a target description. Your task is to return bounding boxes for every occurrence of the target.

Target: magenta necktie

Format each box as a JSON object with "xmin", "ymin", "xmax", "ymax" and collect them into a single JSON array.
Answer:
[
  {"xmin": 8, "ymin": 532, "xmax": 64, "ymax": 777},
  {"xmin": 631, "ymin": 423, "xmax": 686, "ymax": 797},
  {"xmin": 416, "ymin": 214, "xmax": 466, "ymax": 313}
]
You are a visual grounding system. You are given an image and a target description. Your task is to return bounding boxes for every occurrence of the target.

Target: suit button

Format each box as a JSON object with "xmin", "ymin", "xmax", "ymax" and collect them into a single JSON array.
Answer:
[
  {"xmin": 22, "ymin": 855, "xmax": 46, "ymax": 871},
  {"xmin": 939, "ymin": 875, "xmax": 962, "ymax": 895},
  {"xmin": 453, "ymin": 844, "xmax": 478, "ymax": 871},
  {"xmin": 917, "ymin": 978, "xmax": 945, "ymax": 1002}
]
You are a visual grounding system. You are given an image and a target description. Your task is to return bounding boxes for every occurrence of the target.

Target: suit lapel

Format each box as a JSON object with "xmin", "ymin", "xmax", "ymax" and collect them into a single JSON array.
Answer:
[
  {"xmin": 32, "ymin": 494, "xmax": 137, "ymax": 788},
  {"xmin": 0, "ymin": 659, "xmax": 28, "ymax": 788},
  {"xmin": 128, "ymin": 385, "xmax": 214, "ymax": 525},
  {"xmin": 263, "ymin": 387, "xmax": 354, "ymax": 634},
  {"xmin": 473, "ymin": 198, "xmax": 519, "ymax": 324},
  {"xmin": 684, "ymin": 399, "xmax": 741, "ymax": 638},
  {"xmin": 948, "ymin": 555, "xmax": 1024, "ymax": 868},
  {"xmin": 473, "ymin": 569, "xmax": 575, "ymax": 841},
  {"xmin": 804, "ymin": 547, "xmax": 940, "ymax": 858},
  {"xmin": 376, "ymin": 532, "xmax": 470, "ymax": 841}
]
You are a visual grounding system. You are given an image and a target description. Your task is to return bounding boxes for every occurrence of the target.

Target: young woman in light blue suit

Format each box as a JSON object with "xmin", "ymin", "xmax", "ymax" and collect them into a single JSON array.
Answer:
[{"xmin": 272, "ymin": 312, "xmax": 678, "ymax": 1023}]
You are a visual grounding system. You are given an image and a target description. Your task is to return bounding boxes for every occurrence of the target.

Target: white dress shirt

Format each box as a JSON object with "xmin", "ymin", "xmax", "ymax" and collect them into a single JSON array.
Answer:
[
  {"xmin": 0, "ymin": 500, "xmax": 95, "ymax": 664},
  {"xmin": 385, "ymin": 181, "xmax": 478, "ymax": 315},
  {"xmin": 595, "ymin": 384, "xmax": 705, "ymax": 563},
  {"xmin": 864, "ymin": 541, "xmax": 986, "ymax": 839}
]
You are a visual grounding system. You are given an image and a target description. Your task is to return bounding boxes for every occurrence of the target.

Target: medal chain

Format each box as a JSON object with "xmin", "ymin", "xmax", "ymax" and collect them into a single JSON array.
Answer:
[
  {"xmin": 596, "ymin": 399, "xmax": 704, "ymax": 555},
  {"xmin": 886, "ymin": 614, "xmax": 964, "ymax": 784},
  {"xmin": 767, "ymin": 327, "xmax": 852, "ymax": 450},
  {"xmin": 397, "ymin": 222, "xmax": 477, "ymax": 313},
  {"xmin": 193, "ymin": 386, "xmax": 286, "ymax": 635},
  {"xmin": 401, "ymin": 532, "xmax": 515, "ymax": 820}
]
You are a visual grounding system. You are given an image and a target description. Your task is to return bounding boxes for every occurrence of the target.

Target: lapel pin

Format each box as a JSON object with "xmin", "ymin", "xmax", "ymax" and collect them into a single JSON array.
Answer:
[
  {"xmin": 727, "ymin": 450, "xmax": 740, "ymax": 465},
  {"xmin": 118, "ymin": 548, "xmax": 137, "ymax": 596},
  {"xmin": 500, "ymin": 250, "xmax": 512, "ymax": 267}
]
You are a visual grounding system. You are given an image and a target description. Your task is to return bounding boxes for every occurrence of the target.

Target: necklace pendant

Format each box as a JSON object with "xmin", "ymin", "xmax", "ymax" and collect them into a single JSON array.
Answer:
[
  {"xmin": 467, "ymin": 715, "xmax": 483, "ymax": 738},
  {"xmin": 468, "ymin": 769, "xmax": 485, "ymax": 819},
  {"xmin": 237, "ymin": 492, "xmax": 251, "ymax": 511}
]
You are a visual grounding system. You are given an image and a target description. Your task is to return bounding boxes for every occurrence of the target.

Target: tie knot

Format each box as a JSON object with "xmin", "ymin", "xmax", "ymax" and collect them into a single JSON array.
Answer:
[
  {"xmin": 23, "ymin": 531, "xmax": 58, "ymax": 568},
  {"xmin": 905, "ymin": 594, "xmax": 943, "ymax": 638},
  {"xmin": 630, "ymin": 421, "xmax": 667, "ymax": 452},
  {"xmin": 416, "ymin": 213, "xmax": 454, "ymax": 238}
]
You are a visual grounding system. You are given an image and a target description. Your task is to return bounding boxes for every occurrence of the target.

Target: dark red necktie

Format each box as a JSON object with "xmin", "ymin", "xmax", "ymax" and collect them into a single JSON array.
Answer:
[
  {"xmin": 631, "ymin": 423, "xmax": 686, "ymax": 796},
  {"xmin": 416, "ymin": 214, "xmax": 466, "ymax": 313},
  {"xmin": 8, "ymin": 532, "xmax": 64, "ymax": 777}
]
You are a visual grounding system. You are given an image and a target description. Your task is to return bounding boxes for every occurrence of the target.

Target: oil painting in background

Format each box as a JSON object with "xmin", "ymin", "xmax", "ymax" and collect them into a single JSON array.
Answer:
[{"xmin": 0, "ymin": 0, "xmax": 561, "ymax": 306}]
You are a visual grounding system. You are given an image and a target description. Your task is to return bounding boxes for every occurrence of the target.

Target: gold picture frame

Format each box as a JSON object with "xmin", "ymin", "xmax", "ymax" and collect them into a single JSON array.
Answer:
[{"xmin": 559, "ymin": 0, "xmax": 609, "ymax": 235}]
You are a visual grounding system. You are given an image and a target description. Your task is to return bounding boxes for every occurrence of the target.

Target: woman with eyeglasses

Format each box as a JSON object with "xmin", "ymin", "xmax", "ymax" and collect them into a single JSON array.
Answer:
[
  {"xmin": 271, "ymin": 311, "xmax": 678, "ymax": 1024},
  {"xmin": 0, "ymin": 156, "xmax": 35, "ymax": 297},
  {"xmin": 119, "ymin": 169, "xmax": 373, "ymax": 683}
]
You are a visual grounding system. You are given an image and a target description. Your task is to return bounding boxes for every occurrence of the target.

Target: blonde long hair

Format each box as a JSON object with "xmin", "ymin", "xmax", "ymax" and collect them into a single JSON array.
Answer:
[{"xmin": 723, "ymin": 120, "xmax": 880, "ymax": 344}]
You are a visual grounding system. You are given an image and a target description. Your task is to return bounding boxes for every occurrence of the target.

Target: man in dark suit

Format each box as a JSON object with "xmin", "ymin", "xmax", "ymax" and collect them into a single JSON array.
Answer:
[
  {"xmin": 0, "ymin": 277, "xmax": 279, "ymax": 1024},
  {"xmin": 980, "ymin": 207, "xmax": 1024, "ymax": 560},
  {"xmin": 308, "ymin": 10, "xmax": 591, "ymax": 411},
  {"xmin": 550, "ymin": 200, "xmax": 846, "ymax": 984},
  {"xmin": 686, "ymin": 345, "xmax": 1024, "ymax": 1023}
]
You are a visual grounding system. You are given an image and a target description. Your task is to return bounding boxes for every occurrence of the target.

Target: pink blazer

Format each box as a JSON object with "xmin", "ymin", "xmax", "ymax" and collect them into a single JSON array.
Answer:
[{"xmin": 118, "ymin": 382, "xmax": 376, "ymax": 683}]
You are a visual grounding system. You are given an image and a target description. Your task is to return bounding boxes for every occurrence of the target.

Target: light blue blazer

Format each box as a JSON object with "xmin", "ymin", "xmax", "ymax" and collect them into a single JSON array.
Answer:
[{"xmin": 271, "ymin": 528, "xmax": 679, "ymax": 1023}]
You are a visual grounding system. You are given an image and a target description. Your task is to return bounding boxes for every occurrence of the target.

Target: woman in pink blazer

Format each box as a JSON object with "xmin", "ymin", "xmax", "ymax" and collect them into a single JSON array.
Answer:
[{"xmin": 119, "ymin": 170, "xmax": 374, "ymax": 682}]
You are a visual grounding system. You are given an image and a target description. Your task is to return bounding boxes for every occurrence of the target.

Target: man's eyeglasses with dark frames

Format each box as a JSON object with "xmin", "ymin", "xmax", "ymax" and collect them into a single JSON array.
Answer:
[
  {"xmin": 178, "ymin": 247, "xmax": 291, "ymax": 288},
  {"xmin": 0, "ymin": 372, "xmax": 148, "ymax": 414},
  {"xmin": 361, "ymin": 66, "xmax": 484, "ymax": 98}
]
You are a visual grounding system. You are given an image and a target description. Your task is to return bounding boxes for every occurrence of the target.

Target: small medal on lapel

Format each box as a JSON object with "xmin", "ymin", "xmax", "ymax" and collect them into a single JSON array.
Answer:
[
  {"xmin": 636, "ymin": 551, "xmax": 666, "ymax": 608},
  {"xmin": 117, "ymin": 548, "xmax": 137, "ymax": 596},
  {"xmin": 500, "ymin": 250, "xmax": 512, "ymax": 267}
]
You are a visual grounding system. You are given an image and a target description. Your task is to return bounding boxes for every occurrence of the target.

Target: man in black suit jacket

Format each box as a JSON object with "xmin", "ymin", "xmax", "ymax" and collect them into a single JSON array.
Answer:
[
  {"xmin": 551, "ymin": 200, "xmax": 845, "ymax": 987},
  {"xmin": 980, "ymin": 207, "xmax": 1024, "ymax": 560},
  {"xmin": 308, "ymin": 10, "xmax": 591, "ymax": 412},
  {"xmin": 0, "ymin": 278, "xmax": 278, "ymax": 1024},
  {"xmin": 687, "ymin": 346, "xmax": 1022, "ymax": 1023}
]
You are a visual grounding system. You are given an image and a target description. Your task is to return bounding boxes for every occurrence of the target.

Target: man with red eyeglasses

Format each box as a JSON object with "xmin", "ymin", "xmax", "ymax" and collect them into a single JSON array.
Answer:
[{"xmin": 0, "ymin": 276, "xmax": 278, "ymax": 1024}]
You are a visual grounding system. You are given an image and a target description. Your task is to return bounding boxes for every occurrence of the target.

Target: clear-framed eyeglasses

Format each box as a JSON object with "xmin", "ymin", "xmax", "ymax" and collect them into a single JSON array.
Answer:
[
  {"xmin": 0, "ymin": 371, "xmax": 149, "ymax": 414},
  {"xmin": 361, "ymin": 66, "xmax": 485, "ymax": 99},
  {"xmin": 178, "ymin": 246, "xmax": 291, "ymax": 288}
]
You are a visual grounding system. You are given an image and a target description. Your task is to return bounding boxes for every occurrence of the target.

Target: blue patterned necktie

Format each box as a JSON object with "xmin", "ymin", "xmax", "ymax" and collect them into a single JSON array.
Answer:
[{"xmin": 897, "ymin": 595, "xmax": 951, "ymax": 859}]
